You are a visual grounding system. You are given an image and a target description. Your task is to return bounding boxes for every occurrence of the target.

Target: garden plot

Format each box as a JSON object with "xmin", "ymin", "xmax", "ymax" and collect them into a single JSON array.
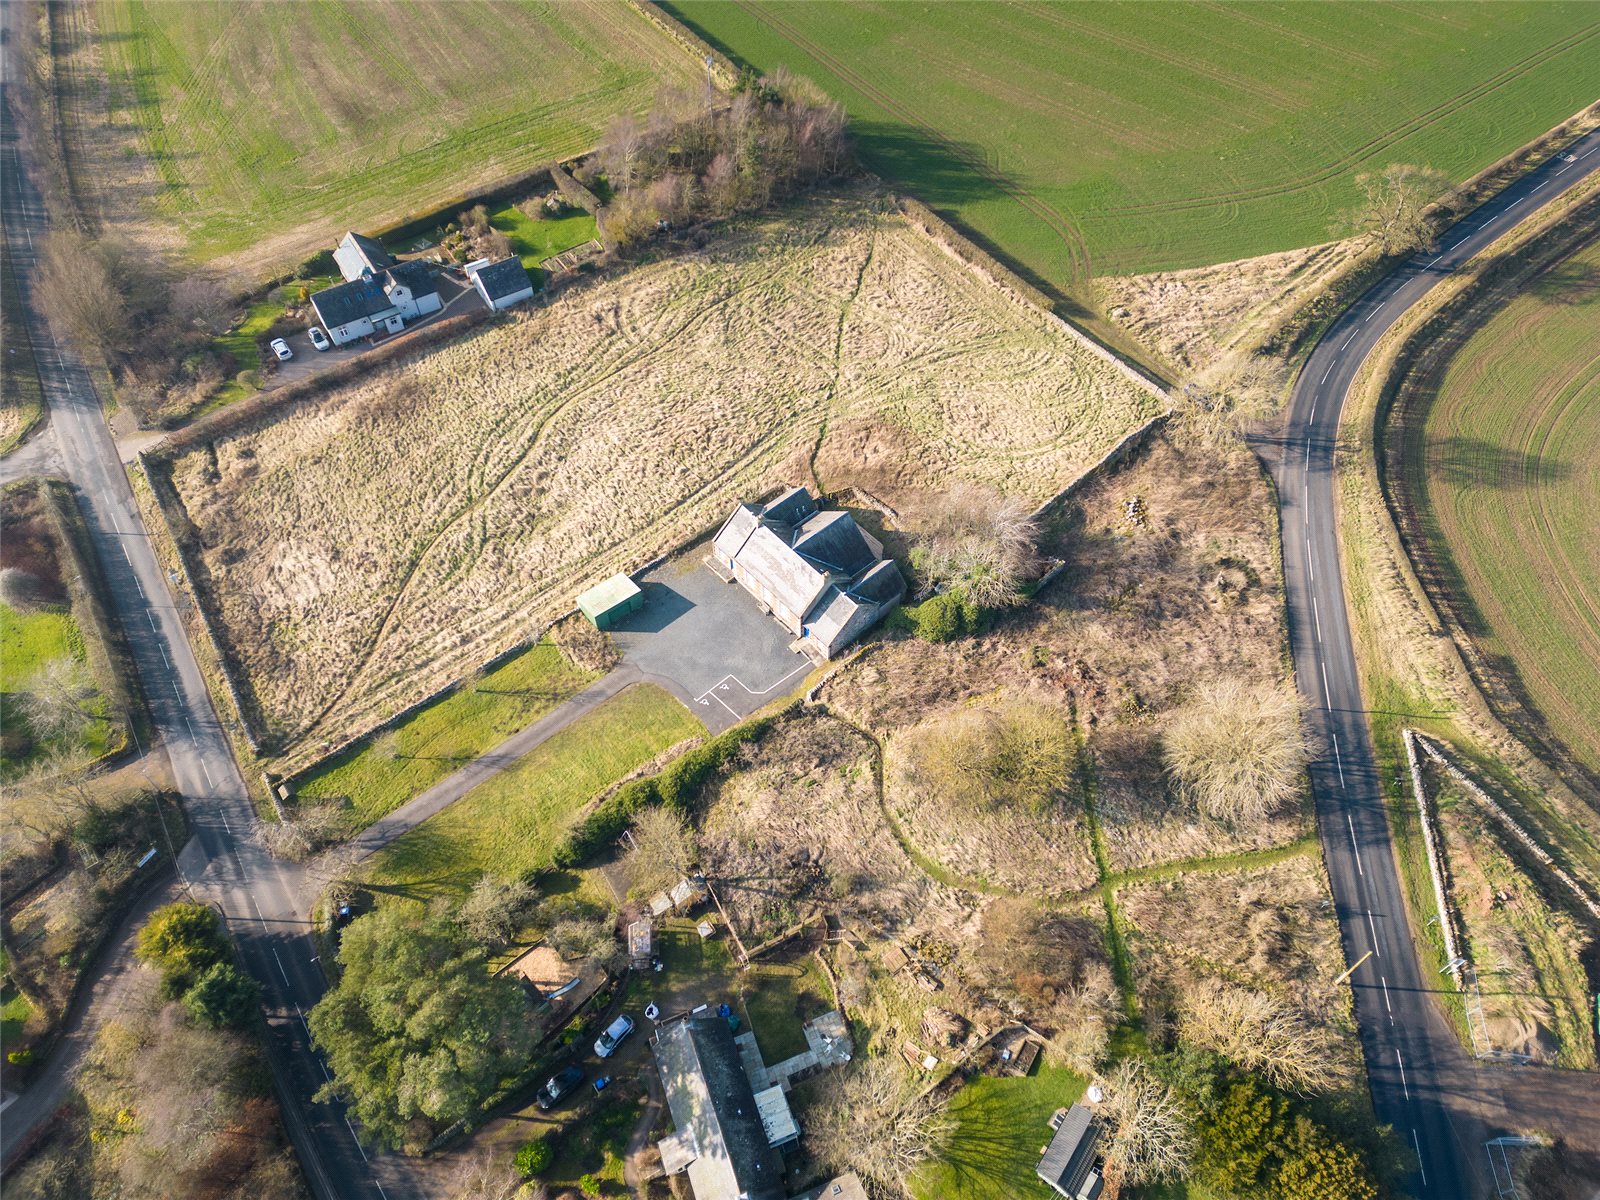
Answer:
[{"xmin": 162, "ymin": 188, "xmax": 1162, "ymax": 757}]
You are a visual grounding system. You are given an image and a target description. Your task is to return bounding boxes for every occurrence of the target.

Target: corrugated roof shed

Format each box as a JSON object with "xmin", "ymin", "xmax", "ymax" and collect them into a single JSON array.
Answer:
[
  {"xmin": 335, "ymin": 230, "xmax": 395, "ymax": 280},
  {"xmin": 1037, "ymin": 1104, "xmax": 1102, "ymax": 1198},
  {"xmin": 576, "ymin": 574, "xmax": 642, "ymax": 629}
]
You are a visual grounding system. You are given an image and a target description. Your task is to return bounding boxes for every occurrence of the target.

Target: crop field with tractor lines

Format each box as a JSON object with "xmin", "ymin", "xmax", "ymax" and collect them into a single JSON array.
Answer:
[
  {"xmin": 1404, "ymin": 232, "xmax": 1600, "ymax": 781},
  {"xmin": 666, "ymin": 0, "xmax": 1600, "ymax": 292},
  {"xmin": 74, "ymin": 0, "xmax": 704, "ymax": 273},
  {"xmin": 156, "ymin": 189, "xmax": 1162, "ymax": 760}
]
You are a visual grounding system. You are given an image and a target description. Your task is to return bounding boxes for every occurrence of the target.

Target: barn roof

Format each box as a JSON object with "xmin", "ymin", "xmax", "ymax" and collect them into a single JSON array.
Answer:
[
  {"xmin": 739, "ymin": 525, "xmax": 827, "ymax": 615},
  {"xmin": 311, "ymin": 276, "xmax": 401, "ymax": 328},
  {"xmin": 654, "ymin": 1017, "xmax": 786, "ymax": 1200},
  {"xmin": 472, "ymin": 255, "xmax": 534, "ymax": 301}
]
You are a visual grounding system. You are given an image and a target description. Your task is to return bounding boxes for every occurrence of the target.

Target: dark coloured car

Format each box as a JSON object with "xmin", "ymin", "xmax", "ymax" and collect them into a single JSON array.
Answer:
[{"xmin": 536, "ymin": 1065, "xmax": 585, "ymax": 1111}]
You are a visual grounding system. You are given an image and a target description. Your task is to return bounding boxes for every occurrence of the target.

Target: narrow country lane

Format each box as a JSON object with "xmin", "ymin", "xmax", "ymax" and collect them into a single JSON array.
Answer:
[{"xmin": 1268, "ymin": 124, "xmax": 1600, "ymax": 1198}]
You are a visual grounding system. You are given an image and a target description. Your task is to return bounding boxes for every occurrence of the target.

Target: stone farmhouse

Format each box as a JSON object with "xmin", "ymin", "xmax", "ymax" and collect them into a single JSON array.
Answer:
[
  {"xmin": 710, "ymin": 487, "xmax": 905, "ymax": 661},
  {"xmin": 311, "ymin": 231, "xmax": 442, "ymax": 346}
]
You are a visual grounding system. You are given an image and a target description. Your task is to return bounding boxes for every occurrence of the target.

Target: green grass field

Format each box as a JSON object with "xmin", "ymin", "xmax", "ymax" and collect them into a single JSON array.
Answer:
[
  {"xmin": 488, "ymin": 204, "xmax": 598, "ymax": 274},
  {"xmin": 295, "ymin": 640, "xmax": 597, "ymax": 829},
  {"xmin": 0, "ymin": 603, "xmax": 115, "ymax": 776},
  {"xmin": 910, "ymin": 1063, "xmax": 1087, "ymax": 1200},
  {"xmin": 1411, "ymin": 235, "xmax": 1600, "ymax": 778},
  {"xmin": 363, "ymin": 684, "xmax": 699, "ymax": 902},
  {"xmin": 666, "ymin": 1, "xmax": 1598, "ymax": 287},
  {"xmin": 89, "ymin": 0, "xmax": 703, "ymax": 269}
]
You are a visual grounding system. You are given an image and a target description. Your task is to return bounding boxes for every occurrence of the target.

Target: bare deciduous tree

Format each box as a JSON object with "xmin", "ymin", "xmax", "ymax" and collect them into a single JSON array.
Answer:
[
  {"xmin": 446, "ymin": 1147, "xmax": 526, "ymax": 1200},
  {"xmin": 1163, "ymin": 677, "xmax": 1313, "ymax": 823},
  {"xmin": 262, "ymin": 801, "xmax": 349, "ymax": 861},
  {"xmin": 913, "ymin": 483, "xmax": 1040, "ymax": 608},
  {"xmin": 1177, "ymin": 352, "xmax": 1290, "ymax": 447},
  {"xmin": 1103, "ymin": 1059, "xmax": 1197, "ymax": 1185},
  {"xmin": 36, "ymin": 229, "xmax": 130, "ymax": 353},
  {"xmin": 458, "ymin": 873, "xmax": 537, "ymax": 946},
  {"xmin": 1347, "ymin": 163, "xmax": 1454, "ymax": 255},
  {"xmin": 18, "ymin": 656, "xmax": 98, "ymax": 740},
  {"xmin": 807, "ymin": 1057, "xmax": 953, "ymax": 1197},
  {"xmin": 1180, "ymin": 981, "xmax": 1351, "ymax": 1094},
  {"xmin": 625, "ymin": 805, "xmax": 697, "ymax": 897}
]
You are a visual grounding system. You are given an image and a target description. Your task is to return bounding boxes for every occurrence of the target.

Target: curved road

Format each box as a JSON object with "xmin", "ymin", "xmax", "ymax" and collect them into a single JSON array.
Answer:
[
  {"xmin": 0, "ymin": 16, "xmax": 409, "ymax": 1199},
  {"xmin": 1271, "ymin": 124, "xmax": 1600, "ymax": 1198}
]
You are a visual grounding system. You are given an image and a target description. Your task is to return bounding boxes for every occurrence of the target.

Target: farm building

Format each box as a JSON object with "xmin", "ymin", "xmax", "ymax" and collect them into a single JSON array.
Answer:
[
  {"xmin": 653, "ymin": 1015, "xmax": 788, "ymax": 1200},
  {"xmin": 466, "ymin": 255, "xmax": 536, "ymax": 310},
  {"xmin": 710, "ymin": 487, "xmax": 904, "ymax": 661},
  {"xmin": 333, "ymin": 230, "xmax": 396, "ymax": 282},
  {"xmin": 576, "ymin": 573, "xmax": 643, "ymax": 630},
  {"xmin": 1037, "ymin": 1104, "xmax": 1105, "ymax": 1200},
  {"xmin": 310, "ymin": 261, "xmax": 442, "ymax": 347}
]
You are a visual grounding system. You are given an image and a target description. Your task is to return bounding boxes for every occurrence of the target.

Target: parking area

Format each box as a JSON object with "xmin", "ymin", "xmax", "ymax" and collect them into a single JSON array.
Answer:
[
  {"xmin": 261, "ymin": 269, "xmax": 480, "ymax": 390},
  {"xmin": 610, "ymin": 554, "xmax": 813, "ymax": 733}
]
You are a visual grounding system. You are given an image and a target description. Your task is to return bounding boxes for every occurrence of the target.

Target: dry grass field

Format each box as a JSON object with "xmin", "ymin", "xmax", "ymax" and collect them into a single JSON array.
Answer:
[
  {"xmin": 58, "ymin": 0, "xmax": 704, "ymax": 276},
  {"xmin": 159, "ymin": 188, "xmax": 1162, "ymax": 757}
]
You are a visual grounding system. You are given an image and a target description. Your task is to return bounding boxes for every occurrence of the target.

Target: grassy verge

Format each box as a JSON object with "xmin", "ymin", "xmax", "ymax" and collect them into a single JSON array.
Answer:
[
  {"xmin": 489, "ymin": 205, "xmax": 598, "ymax": 275},
  {"xmin": 910, "ymin": 1063, "xmax": 1087, "ymax": 1200},
  {"xmin": 364, "ymin": 685, "xmax": 701, "ymax": 903},
  {"xmin": 0, "ymin": 240, "xmax": 45, "ymax": 454},
  {"xmin": 294, "ymin": 640, "xmax": 599, "ymax": 829}
]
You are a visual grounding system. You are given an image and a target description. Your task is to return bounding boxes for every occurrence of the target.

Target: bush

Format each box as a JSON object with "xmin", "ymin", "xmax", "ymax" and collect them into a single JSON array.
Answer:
[
  {"xmin": 515, "ymin": 1137, "xmax": 553, "ymax": 1178},
  {"xmin": 135, "ymin": 901, "xmax": 228, "ymax": 995},
  {"xmin": 901, "ymin": 700, "xmax": 1075, "ymax": 815},
  {"xmin": 901, "ymin": 591, "xmax": 982, "ymax": 643},
  {"xmin": 554, "ymin": 716, "xmax": 772, "ymax": 866},
  {"xmin": 7, "ymin": 1048, "xmax": 34, "ymax": 1067},
  {"xmin": 182, "ymin": 961, "xmax": 260, "ymax": 1029}
]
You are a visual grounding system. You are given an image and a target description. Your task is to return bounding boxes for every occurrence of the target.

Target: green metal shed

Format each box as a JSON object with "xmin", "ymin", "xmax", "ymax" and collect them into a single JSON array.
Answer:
[{"xmin": 576, "ymin": 573, "xmax": 644, "ymax": 630}]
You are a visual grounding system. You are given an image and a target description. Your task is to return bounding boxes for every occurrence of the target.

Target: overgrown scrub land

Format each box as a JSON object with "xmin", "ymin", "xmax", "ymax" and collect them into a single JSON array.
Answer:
[
  {"xmin": 1431, "ymin": 765, "xmax": 1596, "ymax": 1068},
  {"xmin": 4, "ymin": 954, "xmax": 305, "ymax": 1200},
  {"xmin": 158, "ymin": 188, "xmax": 1161, "ymax": 757},
  {"xmin": 1, "ymin": 242, "xmax": 45, "ymax": 453},
  {"xmin": 1403, "ymin": 233, "xmax": 1600, "ymax": 780},
  {"xmin": 666, "ymin": 1, "xmax": 1599, "ymax": 287},
  {"xmin": 68, "ymin": 0, "xmax": 704, "ymax": 273},
  {"xmin": 1, "ymin": 480, "xmax": 122, "ymax": 776}
]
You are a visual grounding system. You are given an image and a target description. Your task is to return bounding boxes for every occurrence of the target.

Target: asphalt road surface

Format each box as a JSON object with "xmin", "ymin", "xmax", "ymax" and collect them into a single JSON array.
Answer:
[
  {"xmin": 0, "ymin": 17, "xmax": 409, "ymax": 1199},
  {"xmin": 1268, "ymin": 124, "xmax": 1600, "ymax": 1198}
]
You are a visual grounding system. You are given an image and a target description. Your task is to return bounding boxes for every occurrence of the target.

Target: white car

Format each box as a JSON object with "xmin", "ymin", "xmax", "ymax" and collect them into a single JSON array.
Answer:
[
  {"xmin": 270, "ymin": 337, "xmax": 293, "ymax": 362},
  {"xmin": 594, "ymin": 1014, "xmax": 634, "ymax": 1059},
  {"xmin": 307, "ymin": 326, "xmax": 331, "ymax": 352}
]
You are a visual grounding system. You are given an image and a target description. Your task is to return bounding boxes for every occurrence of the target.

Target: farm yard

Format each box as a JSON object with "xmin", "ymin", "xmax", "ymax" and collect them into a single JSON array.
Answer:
[
  {"xmin": 1403, "ymin": 232, "xmax": 1600, "ymax": 781},
  {"xmin": 64, "ymin": 0, "xmax": 705, "ymax": 273},
  {"xmin": 666, "ymin": 0, "xmax": 1599, "ymax": 290},
  {"xmin": 154, "ymin": 187, "xmax": 1162, "ymax": 760}
]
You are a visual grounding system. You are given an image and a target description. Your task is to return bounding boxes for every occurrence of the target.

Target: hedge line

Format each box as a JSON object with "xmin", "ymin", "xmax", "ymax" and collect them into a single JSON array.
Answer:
[{"xmin": 552, "ymin": 715, "xmax": 775, "ymax": 866}]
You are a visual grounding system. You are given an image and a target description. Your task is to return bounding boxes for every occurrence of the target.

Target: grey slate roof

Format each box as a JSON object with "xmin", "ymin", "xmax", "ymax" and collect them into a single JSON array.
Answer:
[
  {"xmin": 738, "ymin": 526, "xmax": 827, "ymax": 620},
  {"xmin": 849, "ymin": 558, "xmax": 906, "ymax": 605},
  {"xmin": 712, "ymin": 505, "xmax": 761, "ymax": 563},
  {"xmin": 311, "ymin": 276, "xmax": 400, "ymax": 329},
  {"xmin": 1037, "ymin": 1104, "xmax": 1102, "ymax": 1197},
  {"xmin": 761, "ymin": 485, "xmax": 816, "ymax": 528},
  {"xmin": 386, "ymin": 259, "xmax": 437, "ymax": 298},
  {"xmin": 473, "ymin": 255, "xmax": 534, "ymax": 301},
  {"xmin": 654, "ymin": 1017, "xmax": 786, "ymax": 1200},
  {"xmin": 338, "ymin": 230, "xmax": 395, "ymax": 276},
  {"xmin": 791, "ymin": 510, "xmax": 879, "ymax": 576}
]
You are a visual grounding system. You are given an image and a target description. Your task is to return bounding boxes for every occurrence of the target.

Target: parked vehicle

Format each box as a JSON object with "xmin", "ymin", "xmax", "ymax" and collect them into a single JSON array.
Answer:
[
  {"xmin": 270, "ymin": 337, "xmax": 293, "ymax": 361},
  {"xmin": 536, "ymin": 1065, "xmax": 585, "ymax": 1111},
  {"xmin": 307, "ymin": 326, "xmax": 331, "ymax": 351},
  {"xmin": 594, "ymin": 1014, "xmax": 635, "ymax": 1059}
]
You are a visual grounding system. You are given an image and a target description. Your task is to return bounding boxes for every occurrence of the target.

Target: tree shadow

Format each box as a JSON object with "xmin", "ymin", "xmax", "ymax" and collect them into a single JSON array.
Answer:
[
  {"xmin": 1527, "ymin": 257, "xmax": 1600, "ymax": 306},
  {"xmin": 1422, "ymin": 434, "xmax": 1570, "ymax": 491}
]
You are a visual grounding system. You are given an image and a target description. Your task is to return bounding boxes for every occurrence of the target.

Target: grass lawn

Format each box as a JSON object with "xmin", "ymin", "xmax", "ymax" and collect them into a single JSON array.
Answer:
[
  {"xmin": 364, "ymin": 684, "xmax": 699, "ymax": 902},
  {"xmin": 85, "ymin": 0, "xmax": 704, "ymax": 271},
  {"xmin": 910, "ymin": 1063, "xmax": 1088, "ymax": 1200},
  {"xmin": 1, "ymin": 984, "xmax": 31, "ymax": 1048},
  {"xmin": 666, "ymin": 1, "xmax": 1599, "ymax": 286},
  {"xmin": 295, "ymin": 640, "xmax": 598, "ymax": 830},
  {"xmin": 489, "ymin": 205, "xmax": 598, "ymax": 274},
  {"xmin": 738, "ymin": 956, "xmax": 832, "ymax": 1064},
  {"xmin": 0, "ymin": 602, "xmax": 115, "ymax": 775}
]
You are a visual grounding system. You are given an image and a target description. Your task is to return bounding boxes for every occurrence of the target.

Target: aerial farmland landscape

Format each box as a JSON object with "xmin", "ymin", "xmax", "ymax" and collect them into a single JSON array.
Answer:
[{"xmin": 2, "ymin": 4, "xmax": 1598, "ymax": 1200}]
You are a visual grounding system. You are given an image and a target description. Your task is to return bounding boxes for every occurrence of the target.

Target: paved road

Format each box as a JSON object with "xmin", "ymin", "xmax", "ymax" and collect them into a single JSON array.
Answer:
[
  {"xmin": 1268, "ymin": 125, "xmax": 1600, "ymax": 1198},
  {"xmin": 0, "ymin": 20, "xmax": 413, "ymax": 1199}
]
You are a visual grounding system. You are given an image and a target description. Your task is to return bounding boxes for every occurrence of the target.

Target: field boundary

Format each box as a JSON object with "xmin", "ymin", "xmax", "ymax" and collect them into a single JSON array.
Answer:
[{"xmin": 1379, "ymin": 192, "xmax": 1600, "ymax": 801}]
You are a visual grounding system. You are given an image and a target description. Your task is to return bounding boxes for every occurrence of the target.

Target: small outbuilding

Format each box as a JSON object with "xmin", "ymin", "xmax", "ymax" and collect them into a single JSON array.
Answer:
[
  {"xmin": 576, "ymin": 574, "xmax": 643, "ymax": 630},
  {"xmin": 466, "ymin": 255, "xmax": 536, "ymax": 311},
  {"xmin": 1037, "ymin": 1103, "xmax": 1104, "ymax": 1200}
]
